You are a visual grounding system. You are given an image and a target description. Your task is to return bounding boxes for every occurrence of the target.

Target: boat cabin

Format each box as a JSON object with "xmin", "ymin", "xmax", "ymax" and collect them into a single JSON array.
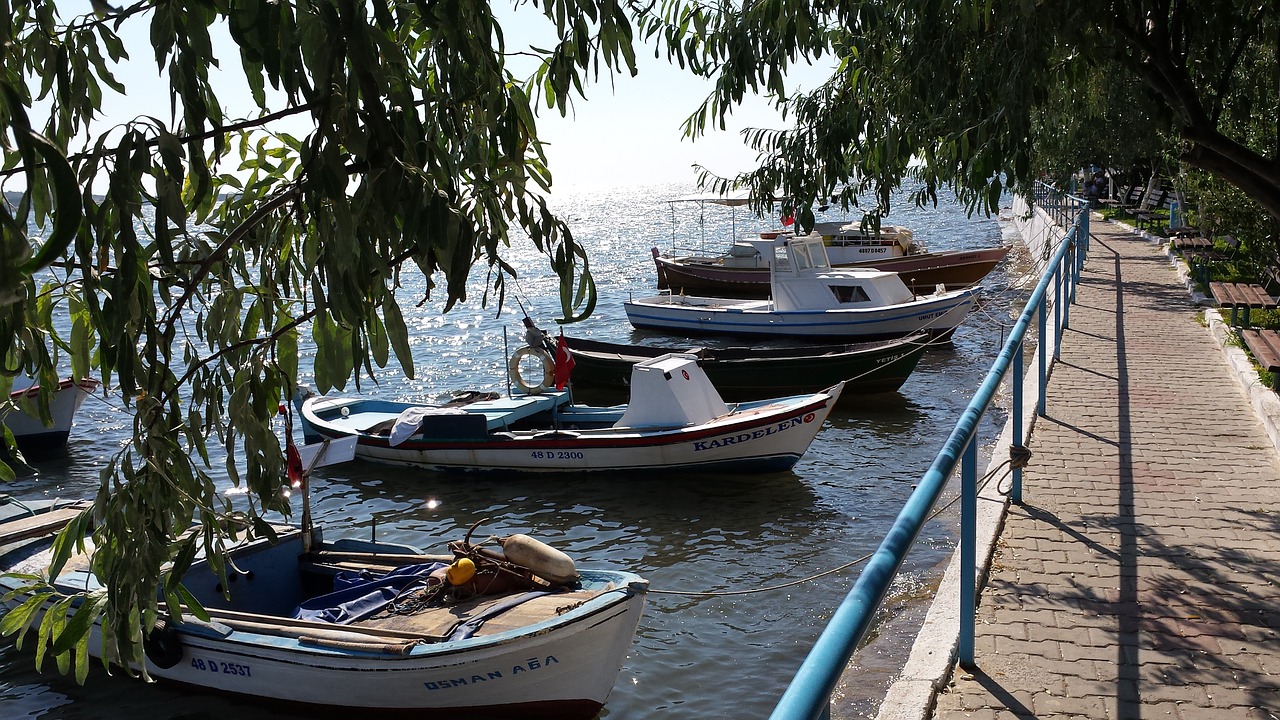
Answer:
[{"xmin": 741, "ymin": 234, "xmax": 920, "ymax": 312}]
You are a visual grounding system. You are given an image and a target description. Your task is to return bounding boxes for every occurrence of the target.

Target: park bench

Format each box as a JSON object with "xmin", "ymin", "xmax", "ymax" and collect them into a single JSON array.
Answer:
[
  {"xmin": 1131, "ymin": 189, "xmax": 1172, "ymax": 231},
  {"xmin": 1210, "ymin": 281, "xmax": 1277, "ymax": 327},
  {"xmin": 1174, "ymin": 235, "xmax": 1237, "ymax": 287},
  {"xmin": 1100, "ymin": 185, "xmax": 1140, "ymax": 212},
  {"xmin": 1239, "ymin": 329, "xmax": 1280, "ymax": 391}
]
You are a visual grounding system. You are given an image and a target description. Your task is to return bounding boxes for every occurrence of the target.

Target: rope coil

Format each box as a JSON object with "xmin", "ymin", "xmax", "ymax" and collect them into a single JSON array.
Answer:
[{"xmin": 1009, "ymin": 445, "xmax": 1032, "ymax": 468}]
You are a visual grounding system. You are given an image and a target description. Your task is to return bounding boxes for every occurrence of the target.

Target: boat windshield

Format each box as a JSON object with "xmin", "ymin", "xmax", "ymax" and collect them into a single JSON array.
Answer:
[
  {"xmin": 830, "ymin": 284, "xmax": 871, "ymax": 303},
  {"xmin": 792, "ymin": 242, "xmax": 815, "ymax": 270}
]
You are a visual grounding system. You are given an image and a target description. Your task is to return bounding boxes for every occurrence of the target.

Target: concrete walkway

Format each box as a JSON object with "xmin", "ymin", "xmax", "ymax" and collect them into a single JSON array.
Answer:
[{"xmin": 930, "ymin": 219, "xmax": 1280, "ymax": 719}]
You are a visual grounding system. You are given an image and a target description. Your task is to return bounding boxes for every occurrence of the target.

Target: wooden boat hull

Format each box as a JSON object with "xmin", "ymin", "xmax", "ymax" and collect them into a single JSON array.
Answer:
[
  {"xmin": 300, "ymin": 387, "xmax": 842, "ymax": 474},
  {"xmin": 655, "ymin": 247, "xmax": 1009, "ymax": 298},
  {"xmin": 623, "ymin": 289, "xmax": 978, "ymax": 340},
  {"xmin": 0, "ymin": 500, "xmax": 647, "ymax": 719},
  {"xmin": 564, "ymin": 335, "xmax": 929, "ymax": 398},
  {"xmin": 3, "ymin": 377, "xmax": 99, "ymax": 456}
]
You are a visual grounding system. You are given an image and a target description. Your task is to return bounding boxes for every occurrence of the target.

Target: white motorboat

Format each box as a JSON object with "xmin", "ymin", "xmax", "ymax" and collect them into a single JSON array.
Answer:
[{"xmin": 628, "ymin": 234, "xmax": 979, "ymax": 339}]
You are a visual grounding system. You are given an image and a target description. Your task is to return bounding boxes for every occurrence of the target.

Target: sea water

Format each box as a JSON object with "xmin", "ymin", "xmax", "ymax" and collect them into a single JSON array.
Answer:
[{"xmin": 0, "ymin": 183, "xmax": 1032, "ymax": 719}]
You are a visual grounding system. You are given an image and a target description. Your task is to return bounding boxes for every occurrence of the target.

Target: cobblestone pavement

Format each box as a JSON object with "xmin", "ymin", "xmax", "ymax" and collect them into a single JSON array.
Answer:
[{"xmin": 930, "ymin": 222, "xmax": 1280, "ymax": 719}]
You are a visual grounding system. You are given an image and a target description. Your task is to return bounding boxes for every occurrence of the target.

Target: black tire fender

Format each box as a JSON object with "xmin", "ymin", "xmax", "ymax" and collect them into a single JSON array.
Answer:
[{"xmin": 144, "ymin": 618, "xmax": 184, "ymax": 669}]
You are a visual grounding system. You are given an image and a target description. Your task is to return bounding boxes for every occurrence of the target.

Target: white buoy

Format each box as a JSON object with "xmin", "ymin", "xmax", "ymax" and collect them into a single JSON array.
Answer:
[{"xmin": 500, "ymin": 534, "xmax": 578, "ymax": 584}]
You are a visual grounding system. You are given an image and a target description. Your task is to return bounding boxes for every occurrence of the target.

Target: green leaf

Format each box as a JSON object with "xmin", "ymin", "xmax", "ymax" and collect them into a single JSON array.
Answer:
[
  {"xmin": 0, "ymin": 591, "xmax": 50, "ymax": 642},
  {"xmin": 51, "ymin": 592, "xmax": 104, "ymax": 655}
]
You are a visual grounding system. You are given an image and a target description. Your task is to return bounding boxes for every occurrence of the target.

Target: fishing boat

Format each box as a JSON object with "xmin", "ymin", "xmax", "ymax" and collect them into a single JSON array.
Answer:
[
  {"xmin": 0, "ymin": 443, "xmax": 648, "ymax": 718},
  {"xmin": 653, "ymin": 195, "xmax": 1008, "ymax": 297},
  {"xmin": 298, "ymin": 352, "xmax": 841, "ymax": 475},
  {"xmin": 3, "ymin": 376, "xmax": 100, "ymax": 457},
  {"xmin": 627, "ymin": 234, "xmax": 979, "ymax": 340},
  {"xmin": 563, "ymin": 333, "xmax": 931, "ymax": 399},
  {"xmin": 654, "ymin": 243, "xmax": 1010, "ymax": 297}
]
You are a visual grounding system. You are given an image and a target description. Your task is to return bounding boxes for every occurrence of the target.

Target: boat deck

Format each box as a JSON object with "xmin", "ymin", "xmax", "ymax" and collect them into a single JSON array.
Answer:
[
  {"xmin": 321, "ymin": 392, "xmax": 572, "ymax": 435},
  {"xmin": 355, "ymin": 586, "xmax": 611, "ymax": 639}
]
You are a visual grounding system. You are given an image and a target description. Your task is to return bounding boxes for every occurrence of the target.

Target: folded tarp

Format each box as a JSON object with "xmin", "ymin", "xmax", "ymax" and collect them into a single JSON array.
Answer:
[{"xmin": 292, "ymin": 562, "xmax": 447, "ymax": 624}]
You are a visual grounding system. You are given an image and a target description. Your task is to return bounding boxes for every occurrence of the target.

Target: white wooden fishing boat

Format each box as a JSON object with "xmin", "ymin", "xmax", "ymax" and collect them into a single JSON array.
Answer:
[
  {"xmin": 3, "ymin": 377, "xmax": 100, "ymax": 457},
  {"xmin": 628, "ymin": 234, "xmax": 979, "ymax": 340},
  {"xmin": 0, "ymin": 450, "xmax": 648, "ymax": 718},
  {"xmin": 299, "ymin": 353, "xmax": 842, "ymax": 474}
]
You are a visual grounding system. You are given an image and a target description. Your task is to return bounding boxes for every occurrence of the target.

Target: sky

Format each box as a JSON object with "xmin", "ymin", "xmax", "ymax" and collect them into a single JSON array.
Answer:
[{"xmin": 65, "ymin": 1, "xmax": 832, "ymax": 192}]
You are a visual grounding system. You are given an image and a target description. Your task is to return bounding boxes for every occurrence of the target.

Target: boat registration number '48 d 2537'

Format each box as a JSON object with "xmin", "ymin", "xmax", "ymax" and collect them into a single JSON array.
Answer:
[
  {"xmin": 692, "ymin": 413, "xmax": 816, "ymax": 452},
  {"xmin": 191, "ymin": 658, "xmax": 252, "ymax": 677}
]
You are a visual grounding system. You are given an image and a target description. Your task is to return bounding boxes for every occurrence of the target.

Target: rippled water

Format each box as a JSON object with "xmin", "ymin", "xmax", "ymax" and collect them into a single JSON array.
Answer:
[{"xmin": 1, "ymin": 183, "xmax": 1032, "ymax": 719}]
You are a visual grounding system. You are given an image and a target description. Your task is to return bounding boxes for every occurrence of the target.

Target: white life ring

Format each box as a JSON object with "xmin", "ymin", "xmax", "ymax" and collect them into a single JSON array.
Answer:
[{"xmin": 509, "ymin": 346, "xmax": 554, "ymax": 394}]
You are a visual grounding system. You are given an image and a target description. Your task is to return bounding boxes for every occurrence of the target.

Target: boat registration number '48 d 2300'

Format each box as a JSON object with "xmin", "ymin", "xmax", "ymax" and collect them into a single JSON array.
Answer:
[
  {"xmin": 693, "ymin": 413, "xmax": 816, "ymax": 452},
  {"xmin": 530, "ymin": 451, "xmax": 586, "ymax": 460}
]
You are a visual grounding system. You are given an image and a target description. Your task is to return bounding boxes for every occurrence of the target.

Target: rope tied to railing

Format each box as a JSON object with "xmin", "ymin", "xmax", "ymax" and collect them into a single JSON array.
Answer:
[{"xmin": 1009, "ymin": 445, "xmax": 1032, "ymax": 468}]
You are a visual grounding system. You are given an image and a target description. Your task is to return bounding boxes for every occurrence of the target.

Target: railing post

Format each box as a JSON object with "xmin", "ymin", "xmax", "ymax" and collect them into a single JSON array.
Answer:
[
  {"xmin": 1079, "ymin": 206, "xmax": 1091, "ymax": 262},
  {"xmin": 1038, "ymin": 297, "xmax": 1047, "ymax": 416},
  {"xmin": 959, "ymin": 437, "xmax": 977, "ymax": 668},
  {"xmin": 1053, "ymin": 265, "xmax": 1063, "ymax": 360},
  {"xmin": 1063, "ymin": 235, "xmax": 1074, "ymax": 329},
  {"xmin": 1012, "ymin": 340, "xmax": 1024, "ymax": 503}
]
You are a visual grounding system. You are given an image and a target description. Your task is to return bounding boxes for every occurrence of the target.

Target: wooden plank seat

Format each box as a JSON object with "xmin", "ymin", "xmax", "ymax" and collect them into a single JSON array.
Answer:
[
  {"xmin": 0, "ymin": 501, "xmax": 90, "ymax": 548},
  {"xmin": 1210, "ymin": 281, "xmax": 1277, "ymax": 327},
  {"xmin": 1239, "ymin": 329, "xmax": 1280, "ymax": 390}
]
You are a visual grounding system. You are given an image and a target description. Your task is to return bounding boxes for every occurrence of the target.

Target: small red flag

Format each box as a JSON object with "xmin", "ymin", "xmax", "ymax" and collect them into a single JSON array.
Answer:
[
  {"xmin": 781, "ymin": 214, "xmax": 795, "ymax": 227},
  {"xmin": 552, "ymin": 334, "xmax": 575, "ymax": 390}
]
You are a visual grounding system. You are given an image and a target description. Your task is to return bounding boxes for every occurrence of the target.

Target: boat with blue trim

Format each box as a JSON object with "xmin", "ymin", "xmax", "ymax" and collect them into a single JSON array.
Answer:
[
  {"xmin": 0, "ymin": 486, "xmax": 647, "ymax": 718},
  {"xmin": 627, "ymin": 234, "xmax": 979, "ymax": 340},
  {"xmin": 298, "ymin": 353, "xmax": 841, "ymax": 475}
]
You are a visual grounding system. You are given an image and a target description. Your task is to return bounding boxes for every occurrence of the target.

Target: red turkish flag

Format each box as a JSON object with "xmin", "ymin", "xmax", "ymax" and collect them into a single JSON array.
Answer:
[
  {"xmin": 287, "ymin": 439, "xmax": 305, "ymax": 489},
  {"xmin": 552, "ymin": 334, "xmax": 575, "ymax": 390}
]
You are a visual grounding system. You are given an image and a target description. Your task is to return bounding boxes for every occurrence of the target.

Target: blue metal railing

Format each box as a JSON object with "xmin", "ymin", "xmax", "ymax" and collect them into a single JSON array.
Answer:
[{"xmin": 770, "ymin": 183, "xmax": 1089, "ymax": 720}]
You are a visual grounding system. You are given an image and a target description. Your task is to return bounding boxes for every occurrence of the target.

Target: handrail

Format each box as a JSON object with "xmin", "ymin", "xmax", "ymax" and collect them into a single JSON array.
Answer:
[{"xmin": 769, "ymin": 182, "xmax": 1089, "ymax": 720}]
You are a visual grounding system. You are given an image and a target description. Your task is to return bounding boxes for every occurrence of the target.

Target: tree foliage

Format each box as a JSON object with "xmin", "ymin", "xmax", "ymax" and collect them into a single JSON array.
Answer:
[
  {"xmin": 0, "ymin": 0, "xmax": 679, "ymax": 677},
  {"xmin": 679, "ymin": 1, "xmax": 1279, "ymax": 227}
]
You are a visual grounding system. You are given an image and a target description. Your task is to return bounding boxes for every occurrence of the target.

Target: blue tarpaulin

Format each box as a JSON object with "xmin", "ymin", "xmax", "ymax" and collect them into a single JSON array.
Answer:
[{"xmin": 292, "ymin": 562, "xmax": 447, "ymax": 624}]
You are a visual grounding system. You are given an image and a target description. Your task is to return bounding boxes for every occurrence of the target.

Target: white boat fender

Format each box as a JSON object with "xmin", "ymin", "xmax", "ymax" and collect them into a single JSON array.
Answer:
[
  {"xmin": 144, "ymin": 618, "xmax": 184, "ymax": 669},
  {"xmin": 499, "ymin": 534, "xmax": 578, "ymax": 584},
  {"xmin": 508, "ymin": 346, "xmax": 553, "ymax": 394}
]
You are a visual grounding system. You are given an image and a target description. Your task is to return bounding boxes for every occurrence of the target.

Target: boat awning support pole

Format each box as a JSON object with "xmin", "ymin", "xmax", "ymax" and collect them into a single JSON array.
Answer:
[{"xmin": 301, "ymin": 440, "xmax": 331, "ymax": 555}]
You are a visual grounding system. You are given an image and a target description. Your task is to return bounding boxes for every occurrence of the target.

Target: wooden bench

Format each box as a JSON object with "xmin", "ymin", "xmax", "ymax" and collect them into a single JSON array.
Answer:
[
  {"xmin": 1099, "ymin": 185, "xmax": 1140, "ymax": 212},
  {"xmin": 1132, "ymin": 190, "xmax": 1172, "ymax": 231},
  {"xmin": 1210, "ymin": 281, "xmax": 1277, "ymax": 327},
  {"xmin": 1174, "ymin": 235, "xmax": 1236, "ymax": 287},
  {"xmin": 1239, "ymin": 329, "xmax": 1280, "ymax": 390}
]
